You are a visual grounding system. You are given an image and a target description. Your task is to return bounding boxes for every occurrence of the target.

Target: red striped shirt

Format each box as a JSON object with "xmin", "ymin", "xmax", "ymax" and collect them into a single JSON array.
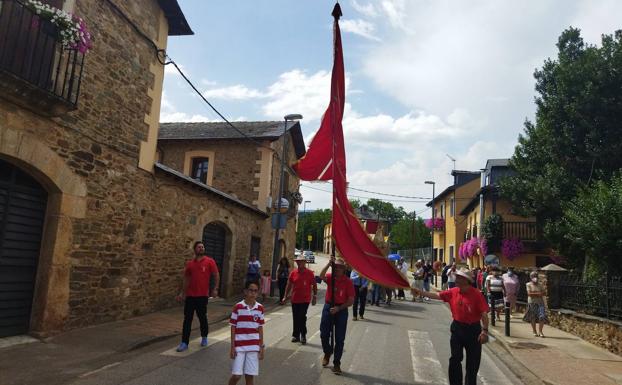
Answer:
[{"xmin": 230, "ymin": 300, "xmax": 264, "ymax": 352}]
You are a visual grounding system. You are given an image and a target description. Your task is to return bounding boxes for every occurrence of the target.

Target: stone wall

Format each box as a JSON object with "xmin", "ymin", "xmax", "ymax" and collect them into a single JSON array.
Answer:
[{"xmin": 548, "ymin": 309, "xmax": 622, "ymax": 356}]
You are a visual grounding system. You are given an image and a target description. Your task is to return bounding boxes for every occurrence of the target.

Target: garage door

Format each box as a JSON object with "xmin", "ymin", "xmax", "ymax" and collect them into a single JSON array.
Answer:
[
  {"xmin": 0, "ymin": 159, "xmax": 47, "ymax": 337},
  {"xmin": 202, "ymin": 223, "xmax": 226, "ymax": 293}
]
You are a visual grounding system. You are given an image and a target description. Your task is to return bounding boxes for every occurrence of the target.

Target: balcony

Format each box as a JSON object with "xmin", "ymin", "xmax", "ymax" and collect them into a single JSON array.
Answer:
[
  {"xmin": 503, "ymin": 221, "xmax": 537, "ymax": 241},
  {"xmin": 0, "ymin": 1, "xmax": 85, "ymax": 116}
]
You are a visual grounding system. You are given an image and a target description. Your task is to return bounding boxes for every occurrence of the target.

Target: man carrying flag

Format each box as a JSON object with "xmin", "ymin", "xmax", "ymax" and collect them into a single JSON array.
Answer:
[{"xmin": 319, "ymin": 256, "xmax": 354, "ymax": 375}]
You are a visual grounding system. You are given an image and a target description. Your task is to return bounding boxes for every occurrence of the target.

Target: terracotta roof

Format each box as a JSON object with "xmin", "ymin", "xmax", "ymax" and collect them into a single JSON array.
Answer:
[{"xmin": 158, "ymin": 121, "xmax": 306, "ymax": 159}]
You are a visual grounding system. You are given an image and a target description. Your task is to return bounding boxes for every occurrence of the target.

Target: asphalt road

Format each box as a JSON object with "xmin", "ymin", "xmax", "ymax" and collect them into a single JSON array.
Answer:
[{"xmin": 68, "ymin": 254, "xmax": 523, "ymax": 385}]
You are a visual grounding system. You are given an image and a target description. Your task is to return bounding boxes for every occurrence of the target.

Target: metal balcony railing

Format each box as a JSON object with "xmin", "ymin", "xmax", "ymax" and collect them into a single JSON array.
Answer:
[{"xmin": 0, "ymin": 0, "xmax": 85, "ymax": 108}]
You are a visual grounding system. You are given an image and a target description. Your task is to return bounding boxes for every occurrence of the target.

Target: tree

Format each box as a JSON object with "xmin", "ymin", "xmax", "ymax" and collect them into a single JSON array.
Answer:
[
  {"xmin": 500, "ymin": 28, "xmax": 622, "ymax": 269},
  {"xmin": 559, "ymin": 175, "xmax": 622, "ymax": 277},
  {"xmin": 365, "ymin": 198, "xmax": 407, "ymax": 224},
  {"xmin": 296, "ymin": 209, "xmax": 331, "ymax": 251},
  {"xmin": 390, "ymin": 215, "xmax": 431, "ymax": 251}
]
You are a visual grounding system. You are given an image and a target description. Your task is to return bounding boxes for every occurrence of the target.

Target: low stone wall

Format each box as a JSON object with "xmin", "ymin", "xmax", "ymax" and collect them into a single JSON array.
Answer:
[{"xmin": 548, "ymin": 309, "xmax": 622, "ymax": 356}]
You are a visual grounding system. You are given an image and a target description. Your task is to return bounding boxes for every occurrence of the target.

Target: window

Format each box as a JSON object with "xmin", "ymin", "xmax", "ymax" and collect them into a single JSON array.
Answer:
[
  {"xmin": 449, "ymin": 245, "xmax": 454, "ymax": 262},
  {"xmin": 450, "ymin": 197, "xmax": 455, "ymax": 217},
  {"xmin": 191, "ymin": 157, "xmax": 209, "ymax": 184},
  {"xmin": 440, "ymin": 202, "xmax": 445, "ymax": 218},
  {"xmin": 439, "ymin": 248, "xmax": 445, "ymax": 262}
]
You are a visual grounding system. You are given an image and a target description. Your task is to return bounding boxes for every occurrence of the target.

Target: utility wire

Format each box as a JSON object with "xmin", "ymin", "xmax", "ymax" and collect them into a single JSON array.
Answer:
[{"xmin": 301, "ymin": 184, "xmax": 430, "ymax": 203}]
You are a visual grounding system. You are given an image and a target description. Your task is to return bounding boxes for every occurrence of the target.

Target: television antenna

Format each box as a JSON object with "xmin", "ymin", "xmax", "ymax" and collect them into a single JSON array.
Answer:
[{"xmin": 446, "ymin": 154, "xmax": 456, "ymax": 170}]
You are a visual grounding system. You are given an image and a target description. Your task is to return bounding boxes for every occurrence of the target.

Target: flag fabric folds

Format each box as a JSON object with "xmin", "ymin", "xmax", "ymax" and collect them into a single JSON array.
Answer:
[{"xmin": 293, "ymin": 3, "xmax": 409, "ymax": 289}]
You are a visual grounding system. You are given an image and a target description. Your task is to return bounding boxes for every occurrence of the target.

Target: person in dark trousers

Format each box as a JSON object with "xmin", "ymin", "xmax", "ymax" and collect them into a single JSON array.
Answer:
[
  {"xmin": 350, "ymin": 270, "xmax": 368, "ymax": 320},
  {"xmin": 176, "ymin": 241, "xmax": 220, "ymax": 352},
  {"xmin": 276, "ymin": 256, "xmax": 290, "ymax": 303},
  {"xmin": 281, "ymin": 255, "xmax": 317, "ymax": 344},
  {"xmin": 319, "ymin": 257, "xmax": 355, "ymax": 375},
  {"xmin": 412, "ymin": 268, "xmax": 490, "ymax": 385},
  {"xmin": 441, "ymin": 262, "xmax": 449, "ymax": 290},
  {"xmin": 246, "ymin": 254, "xmax": 261, "ymax": 285}
]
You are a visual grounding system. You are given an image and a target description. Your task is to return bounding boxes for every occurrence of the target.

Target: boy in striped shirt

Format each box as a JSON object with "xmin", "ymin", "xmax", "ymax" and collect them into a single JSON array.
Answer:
[{"xmin": 229, "ymin": 281, "xmax": 265, "ymax": 385}]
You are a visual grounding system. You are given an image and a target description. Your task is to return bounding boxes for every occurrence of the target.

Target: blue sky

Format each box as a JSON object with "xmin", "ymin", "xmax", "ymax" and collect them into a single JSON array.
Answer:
[{"xmin": 162, "ymin": 0, "xmax": 622, "ymax": 215}]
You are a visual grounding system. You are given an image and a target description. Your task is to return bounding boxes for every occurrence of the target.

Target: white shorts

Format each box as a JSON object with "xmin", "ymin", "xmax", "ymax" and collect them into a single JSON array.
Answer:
[{"xmin": 232, "ymin": 351, "xmax": 259, "ymax": 376}]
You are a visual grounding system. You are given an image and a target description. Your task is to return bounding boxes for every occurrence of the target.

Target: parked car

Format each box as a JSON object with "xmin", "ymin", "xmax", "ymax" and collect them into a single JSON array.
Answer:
[
  {"xmin": 303, "ymin": 250, "xmax": 315, "ymax": 263},
  {"xmin": 294, "ymin": 248, "xmax": 302, "ymax": 257}
]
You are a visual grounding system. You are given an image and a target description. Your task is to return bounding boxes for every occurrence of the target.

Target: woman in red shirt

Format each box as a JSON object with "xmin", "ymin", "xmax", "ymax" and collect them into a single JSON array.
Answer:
[
  {"xmin": 413, "ymin": 268, "xmax": 489, "ymax": 385},
  {"xmin": 280, "ymin": 255, "xmax": 317, "ymax": 345}
]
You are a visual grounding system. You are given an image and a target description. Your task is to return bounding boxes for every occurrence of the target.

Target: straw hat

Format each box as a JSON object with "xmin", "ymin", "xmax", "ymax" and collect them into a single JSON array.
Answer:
[
  {"xmin": 455, "ymin": 268, "xmax": 474, "ymax": 283},
  {"xmin": 333, "ymin": 258, "xmax": 346, "ymax": 267}
]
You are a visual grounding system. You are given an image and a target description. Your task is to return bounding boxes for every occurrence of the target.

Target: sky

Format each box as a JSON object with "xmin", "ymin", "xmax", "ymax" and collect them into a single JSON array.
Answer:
[{"xmin": 161, "ymin": 0, "xmax": 622, "ymax": 216}]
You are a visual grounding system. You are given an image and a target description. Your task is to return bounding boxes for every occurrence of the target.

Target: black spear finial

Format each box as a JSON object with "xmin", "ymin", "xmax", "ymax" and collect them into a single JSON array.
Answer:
[{"xmin": 332, "ymin": 2, "xmax": 342, "ymax": 20}]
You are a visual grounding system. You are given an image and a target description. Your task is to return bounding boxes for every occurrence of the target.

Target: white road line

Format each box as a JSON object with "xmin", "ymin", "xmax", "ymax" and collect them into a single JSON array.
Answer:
[
  {"xmin": 283, "ymin": 330, "xmax": 321, "ymax": 363},
  {"xmin": 408, "ymin": 330, "xmax": 449, "ymax": 385},
  {"xmin": 79, "ymin": 362, "xmax": 122, "ymax": 378},
  {"xmin": 160, "ymin": 330, "xmax": 229, "ymax": 357}
]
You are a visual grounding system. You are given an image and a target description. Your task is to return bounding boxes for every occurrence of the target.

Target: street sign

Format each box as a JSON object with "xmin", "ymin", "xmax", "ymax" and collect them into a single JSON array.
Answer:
[{"xmin": 307, "ymin": 235, "xmax": 313, "ymax": 241}]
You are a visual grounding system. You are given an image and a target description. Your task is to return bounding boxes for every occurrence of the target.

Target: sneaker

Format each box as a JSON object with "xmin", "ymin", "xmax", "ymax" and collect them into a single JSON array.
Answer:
[
  {"xmin": 200, "ymin": 337, "xmax": 208, "ymax": 347},
  {"xmin": 359, "ymin": 315, "xmax": 364, "ymax": 320},
  {"xmin": 322, "ymin": 354, "xmax": 331, "ymax": 367},
  {"xmin": 353, "ymin": 316, "xmax": 358, "ymax": 321},
  {"xmin": 332, "ymin": 364, "xmax": 343, "ymax": 375},
  {"xmin": 301, "ymin": 335, "xmax": 307, "ymax": 345},
  {"xmin": 176, "ymin": 342, "xmax": 188, "ymax": 352},
  {"xmin": 291, "ymin": 337, "xmax": 300, "ymax": 343}
]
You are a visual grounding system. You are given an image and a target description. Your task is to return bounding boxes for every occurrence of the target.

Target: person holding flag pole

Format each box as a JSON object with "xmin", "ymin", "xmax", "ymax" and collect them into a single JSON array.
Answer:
[{"xmin": 319, "ymin": 255, "xmax": 354, "ymax": 375}]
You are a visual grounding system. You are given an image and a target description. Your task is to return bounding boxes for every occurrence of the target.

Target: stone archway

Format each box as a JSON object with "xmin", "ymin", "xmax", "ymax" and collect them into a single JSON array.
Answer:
[{"xmin": 0, "ymin": 126, "xmax": 86, "ymax": 336}]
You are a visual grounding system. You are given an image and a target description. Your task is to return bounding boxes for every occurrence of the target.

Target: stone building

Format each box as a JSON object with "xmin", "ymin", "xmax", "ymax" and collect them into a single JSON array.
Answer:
[{"xmin": 0, "ymin": 0, "xmax": 303, "ymax": 338}]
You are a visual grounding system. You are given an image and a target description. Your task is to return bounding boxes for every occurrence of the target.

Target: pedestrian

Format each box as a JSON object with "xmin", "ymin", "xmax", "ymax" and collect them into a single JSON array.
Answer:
[
  {"xmin": 350, "ymin": 270, "xmax": 368, "ymax": 320},
  {"xmin": 319, "ymin": 256, "xmax": 355, "ymax": 375},
  {"xmin": 276, "ymin": 256, "xmax": 290, "ymax": 303},
  {"xmin": 397, "ymin": 259, "xmax": 408, "ymax": 300},
  {"xmin": 441, "ymin": 262, "xmax": 449, "ymax": 290},
  {"xmin": 412, "ymin": 268, "xmax": 490, "ymax": 385},
  {"xmin": 423, "ymin": 261, "xmax": 433, "ymax": 296},
  {"xmin": 228, "ymin": 280, "xmax": 265, "ymax": 385},
  {"xmin": 371, "ymin": 282, "xmax": 382, "ymax": 306},
  {"xmin": 411, "ymin": 260, "xmax": 425, "ymax": 302},
  {"xmin": 447, "ymin": 262, "xmax": 457, "ymax": 289},
  {"xmin": 384, "ymin": 286, "xmax": 393, "ymax": 305},
  {"xmin": 175, "ymin": 241, "xmax": 220, "ymax": 352},
  {"xmin": 485, "ymin": 266, "xmax": 504, "ymax": 321},
  {"xmin": 280, "ymin": 255, "xmax": 317, "ymax": 344},
  {"xmin": 502, "ymin": 267, "xmax": 520, "ymax": 316},
  {"xmin": 246, "ymin": 254, "xmax": 261, "ymax": 285},
  {"xmin": 259, "ymin": 270, "xmax": 271, "ymax": 302},
  {"xmin": 523, "ymin": 271, "xmax": 548, "ymax": 338}
]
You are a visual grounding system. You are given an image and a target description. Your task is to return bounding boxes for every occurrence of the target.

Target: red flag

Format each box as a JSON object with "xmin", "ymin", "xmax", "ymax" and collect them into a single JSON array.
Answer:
[{"xmin": 293, "ymin": 4, "xmax": 409, "ymax": 288}]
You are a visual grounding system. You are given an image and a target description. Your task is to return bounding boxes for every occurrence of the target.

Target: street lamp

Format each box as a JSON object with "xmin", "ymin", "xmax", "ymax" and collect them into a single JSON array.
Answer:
[
  {"xmin": 302, "ymin": 200, "xmax": 311, "ymax": 251},
  {"xmin": 271, "ymin": 114, "xmax": 303, "ymax": 285},
  {"xmin": 425, "ymin": 181, "xmax": 436, "ymax": 263}
]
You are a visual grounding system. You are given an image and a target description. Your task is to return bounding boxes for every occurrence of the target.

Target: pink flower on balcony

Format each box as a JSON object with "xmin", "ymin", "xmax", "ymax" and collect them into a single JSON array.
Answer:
[
  {"xmin": 502, "ymin": 238, "xmax": 524, "ymax": 260},
  {"xmin": 424, "ymin": 217, "xmax": 445, "ymax": 230},
  {"xmin": 479, "ymin": 237, "xmax": 488, "ymax": 256},
  {"xmin": 458, "ymin": 242, "xmax": 466, "ymax": 261}
]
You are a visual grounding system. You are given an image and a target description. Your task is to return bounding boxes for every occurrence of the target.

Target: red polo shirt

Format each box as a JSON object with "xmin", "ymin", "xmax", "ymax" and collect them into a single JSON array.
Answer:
[
  {"xmin": 184, "ymin": 256, "xmax": 218, "ymax": 297},
  {"xmin": 324, "ymin": 273, "xmax": 355, "ymax": 305},
  {"xmin": 289, "ymin": 268, "xmax": 316, "ymax": 304},
  {"xmin": 439, "ymin": 287, "xmax": 489, "ymax": 324}
]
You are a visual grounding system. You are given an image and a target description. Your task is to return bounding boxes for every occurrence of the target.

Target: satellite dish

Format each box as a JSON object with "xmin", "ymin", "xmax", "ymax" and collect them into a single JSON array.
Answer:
[{"xmin": 484, "ymin": 254, "xmax": 500, "ymax": 266}]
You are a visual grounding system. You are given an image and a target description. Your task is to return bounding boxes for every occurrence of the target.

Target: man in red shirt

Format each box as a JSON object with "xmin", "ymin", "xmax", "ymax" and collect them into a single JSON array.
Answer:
[
  {"xmin": 281, "ymin": 255, "xmax": 317, "ymax": 344},
  {"xmin": 319, "ymin": 256, "xmax": 355, "ymax": 375},
  {"xmin": 413, "ymin": 267, "xmax": 489, "ymax": 385},
  {"xmin": 175, "ymin": 241, "xmax": 220, "ymax": 352}
]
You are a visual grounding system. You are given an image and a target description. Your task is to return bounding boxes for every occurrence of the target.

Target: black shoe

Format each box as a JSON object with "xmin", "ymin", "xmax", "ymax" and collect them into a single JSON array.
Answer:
[
  {"xmin": 332, "ymin": 364, "xmax": 342, "ymax": 375},
  {"xmin": 301, "ymin": 335, "xmax": 307, "ymax": 345},
  {"xmin": 291, "ymin": 337, "xmax": 300, "ymax": 343}
]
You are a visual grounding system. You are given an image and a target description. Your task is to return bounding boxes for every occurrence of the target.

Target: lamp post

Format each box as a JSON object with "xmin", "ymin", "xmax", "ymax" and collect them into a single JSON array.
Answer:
[
  {"xmin": 302, "ymin": 200, "xmax": 311, "ymax": 251},
  {"xmin": 271, "ymin": 114, "xmax": 303, "ymax": 285},
  {"xmin": 424, "ymin": 181, "xmax": 436, "ymax": 263}
]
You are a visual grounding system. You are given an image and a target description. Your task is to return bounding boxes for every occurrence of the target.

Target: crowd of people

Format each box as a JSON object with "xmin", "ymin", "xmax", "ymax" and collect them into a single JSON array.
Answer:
[{"xmin": 175, "ymin": 242, "xmax": 548, "ymax": 385}]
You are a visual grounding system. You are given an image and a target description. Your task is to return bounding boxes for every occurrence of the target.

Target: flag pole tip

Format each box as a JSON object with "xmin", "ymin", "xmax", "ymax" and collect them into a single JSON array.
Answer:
[{"xmin": 332, "ymin": 3, "xmax": 342, "ymax": 19}]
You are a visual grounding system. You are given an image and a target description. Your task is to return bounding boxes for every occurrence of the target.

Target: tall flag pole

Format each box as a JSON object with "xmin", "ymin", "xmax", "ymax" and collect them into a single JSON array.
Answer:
[{"xmin": 293, "ymin": 3, "xmax": 409, "ymax": 289}]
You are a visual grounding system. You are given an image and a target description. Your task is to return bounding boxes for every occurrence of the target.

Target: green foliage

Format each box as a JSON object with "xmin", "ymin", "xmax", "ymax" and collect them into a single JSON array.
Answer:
[
  {"xmin": 391, "ymin": 215, "xmax": 431, "ymax": 250},
  {"xmin": 364, "ymin": 198, "xmax": 407, "ymax": 224},
  {"xmin": 296, "ymin": 208, "xmax": 331, "ymax": 251},
  {"xmin": 558, "ymin": 175, "xmax": 622, "ymax": 275},
  {"xmin": 500, "ymin": 27, "xmax": 622, "ymax": 270},
  {"xmin": 481, "ymin": 214, "xmax": 503, "ymax": 252}
]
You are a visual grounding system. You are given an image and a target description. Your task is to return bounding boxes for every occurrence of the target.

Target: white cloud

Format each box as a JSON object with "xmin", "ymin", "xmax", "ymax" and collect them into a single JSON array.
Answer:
[
  {"xmin": 203, "ymin": 84, "xmax": 266, "ymax": 100},
  {"xmin": 164, "ymin": 64, "xmax": 186, "ymax": 77},
  {"xmin": 159, "ymin": 91, "xmax": 213, "ymax": 122},
  {"xmin": 350, "ymin": 0, "xmax": 378, "ymax": 18},
  {"xmin": 341, "ymin": 19, "xmax": 381, "ymax": 41},
  {"xmin": 380, "ymin": 0, "xmax": 411, "ymax": 33}
]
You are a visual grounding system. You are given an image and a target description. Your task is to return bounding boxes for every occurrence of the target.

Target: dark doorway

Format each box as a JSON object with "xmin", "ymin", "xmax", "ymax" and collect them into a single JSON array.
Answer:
[{"xmin": 202, "ymin": 223, "xmax": 227, "ymax": 293}]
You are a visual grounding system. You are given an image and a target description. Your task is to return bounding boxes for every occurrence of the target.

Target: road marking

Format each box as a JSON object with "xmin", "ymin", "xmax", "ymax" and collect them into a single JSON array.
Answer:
[
  {"xmin": 283, "ymin": 330, "xmax": 321, "ymax": 364},
  {"xmin": 79, "ymin": 362, "xmax": 122, "ymax": 378},
  {"xmin": 408, "ymin": 330, "xmax": 449, "ymax": 385},
  {"xmin": 269, "ymin": 312, "xmax": 286, "ymax": 316},
  {"xmin": 160, "ymin": 329, "xmax": 229, "ymax": 357}
]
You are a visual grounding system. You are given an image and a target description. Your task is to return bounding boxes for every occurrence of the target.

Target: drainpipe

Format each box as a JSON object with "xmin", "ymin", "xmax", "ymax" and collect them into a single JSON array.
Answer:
[{"xmin": 478, "ymin": 169, "xmax": 486, "ymax": 239}]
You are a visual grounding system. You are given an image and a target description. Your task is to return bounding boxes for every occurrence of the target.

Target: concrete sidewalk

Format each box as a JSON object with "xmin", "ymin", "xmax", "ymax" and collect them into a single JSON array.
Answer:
[
  {"xmin": 489, "ymin": 313, "xmax": 622, "ymax": 385},
  {"xmin": 0, "ymin": 296, "xmax": 282, "ymax": 385}
]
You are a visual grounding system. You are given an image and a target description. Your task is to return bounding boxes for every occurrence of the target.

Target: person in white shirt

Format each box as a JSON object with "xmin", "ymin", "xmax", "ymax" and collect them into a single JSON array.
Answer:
[
  {"xmin": 485, "ymin": 267, "xmax": 505, "ymax": 321},
  {"xmin": 447, "ymin": 263, "xmax": 457, "ymax": 288}
]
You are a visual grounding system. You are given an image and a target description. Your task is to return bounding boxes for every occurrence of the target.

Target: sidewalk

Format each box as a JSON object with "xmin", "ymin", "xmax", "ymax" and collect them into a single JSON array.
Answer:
[
  {"xmin": 0, "ymin": 297, "xmax": 280, "ymax": 385},
  {"xmin": 489, "ymin": 313, "xmax": 622, "ymax": 385}
]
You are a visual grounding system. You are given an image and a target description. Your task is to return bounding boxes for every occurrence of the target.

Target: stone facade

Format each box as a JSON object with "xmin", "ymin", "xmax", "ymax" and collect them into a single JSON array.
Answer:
[
  {"xmin": 548, "ymin": 310, "xmax": 622, "ymax": 356},
  {"xmin": 0, "ymin": 0, "xmax": 301, "ymax": 337}
]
